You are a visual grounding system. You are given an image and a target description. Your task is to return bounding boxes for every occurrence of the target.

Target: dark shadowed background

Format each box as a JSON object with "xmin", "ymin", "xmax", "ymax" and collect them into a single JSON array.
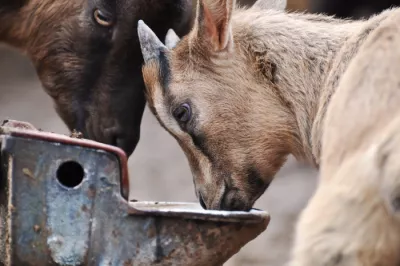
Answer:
[{"xmin": 0, "ymin": 0, "xmax": 398, "ymax": 264}]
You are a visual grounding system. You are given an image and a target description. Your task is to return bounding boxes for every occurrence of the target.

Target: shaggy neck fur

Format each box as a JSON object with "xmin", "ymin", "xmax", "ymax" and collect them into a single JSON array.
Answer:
[{"xmin": 232, "ymin": 8, "xmax": 383, "ymax": 166}]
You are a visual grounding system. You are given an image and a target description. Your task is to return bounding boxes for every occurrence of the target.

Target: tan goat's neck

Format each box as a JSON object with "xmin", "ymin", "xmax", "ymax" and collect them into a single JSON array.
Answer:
[
  {"xmin": 0, "ymin": 0, "xmax": 82, "ymax": 60},
  {"xmin": 234, "ymin": 9, "xmax": 365, "ymax": 166}
]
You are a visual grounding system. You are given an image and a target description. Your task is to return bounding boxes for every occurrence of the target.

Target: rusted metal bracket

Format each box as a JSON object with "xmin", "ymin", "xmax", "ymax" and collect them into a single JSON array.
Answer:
[{"xmin": 0, "ymin": 120, "xmax": 270, "ymax": 266}]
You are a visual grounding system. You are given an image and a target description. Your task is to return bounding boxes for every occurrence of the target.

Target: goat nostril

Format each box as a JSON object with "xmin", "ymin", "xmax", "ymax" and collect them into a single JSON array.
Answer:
[{"xmin": 199, "ymin": 193, "xmax": 207, "ymax": 210}]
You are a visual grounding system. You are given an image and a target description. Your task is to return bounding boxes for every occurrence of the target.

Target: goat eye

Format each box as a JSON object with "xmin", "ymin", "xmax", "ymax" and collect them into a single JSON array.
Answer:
[
  {"xmin": 173, "ymin": 103, "xmax": 192, "ymax": 123},
  {"xmin": 94, "ymin": 9, "xmax": 113, "ymax": 27}
]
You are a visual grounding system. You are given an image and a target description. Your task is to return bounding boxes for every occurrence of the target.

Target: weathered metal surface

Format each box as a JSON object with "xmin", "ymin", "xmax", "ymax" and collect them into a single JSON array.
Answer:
[{"xmin": 0, "ymin": 120, "xmax": 270, "ymax": 266}]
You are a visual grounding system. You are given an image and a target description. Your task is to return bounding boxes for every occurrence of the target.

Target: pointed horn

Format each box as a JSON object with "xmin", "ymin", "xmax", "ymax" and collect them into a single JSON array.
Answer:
[
  {"xmin": 137, "ymin": 20, "xmax": 167, "ymax": 63},
  {"xmin": 165, "ymin": 29, "xmax": 181, "ymax": 50}
]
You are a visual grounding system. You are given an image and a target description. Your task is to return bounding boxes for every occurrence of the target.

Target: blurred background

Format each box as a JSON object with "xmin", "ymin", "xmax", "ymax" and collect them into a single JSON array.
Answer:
[{"xmin": 1, "ymin": 0, "xmax": 399, "ymax": 265}]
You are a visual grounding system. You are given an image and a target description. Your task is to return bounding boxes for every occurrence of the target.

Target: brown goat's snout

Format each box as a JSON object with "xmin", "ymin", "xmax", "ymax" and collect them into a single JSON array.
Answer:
[
  {"xmin": 101, "ymin": 127, "xmax": 138, "ymax": 157},
  {"xmin": 77, "ymin": 120, "xmax": 139, "ymax": 157},
  {"xmin": 114, "ymin": 133, "xmax": 139, "ymax": 157}
]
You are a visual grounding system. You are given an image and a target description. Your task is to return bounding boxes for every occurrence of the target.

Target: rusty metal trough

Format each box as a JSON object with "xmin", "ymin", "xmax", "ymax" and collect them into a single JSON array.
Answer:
[{"xmin": 0, "ymin": 120, "xmax": 270, "ymax": 266}]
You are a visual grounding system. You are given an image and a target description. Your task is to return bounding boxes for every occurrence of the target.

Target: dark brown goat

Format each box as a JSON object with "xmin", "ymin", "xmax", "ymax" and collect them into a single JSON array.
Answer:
[{"xmin": 0, "ymin": 0, "xmax": 193, "ymax": 156}]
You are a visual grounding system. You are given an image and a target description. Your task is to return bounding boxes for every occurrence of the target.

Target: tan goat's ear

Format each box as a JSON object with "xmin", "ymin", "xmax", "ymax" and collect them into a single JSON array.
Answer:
[
  {"xmin": 165, "ymin": 29, "xmax": 181, "ymax": 50},
  {"xmin": 195, "ymin": 0, "xmax": 235, "ymax": 52}
]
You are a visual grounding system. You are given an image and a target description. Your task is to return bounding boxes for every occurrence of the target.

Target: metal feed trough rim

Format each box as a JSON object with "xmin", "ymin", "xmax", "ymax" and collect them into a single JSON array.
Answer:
[
  {"xmin": 0, "ymin": 120, "xmax": 270, "ymax": 224},
  {"xmin": 129, "ymin": 201, "xmax": 269, "ymax": 223},
  {"xmin": 0, "ymin": 119, "xmax": 271, "ymax": 265},
  {"xmin": 0, "ymin": 119, "xmax": 130, "ymax": 199}
]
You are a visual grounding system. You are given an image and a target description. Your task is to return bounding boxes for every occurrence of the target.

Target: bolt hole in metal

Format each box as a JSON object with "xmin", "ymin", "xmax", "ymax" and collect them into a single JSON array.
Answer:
[{"xmin": 56, "ymin": 161, "xmax": 85, "ymax": 188}]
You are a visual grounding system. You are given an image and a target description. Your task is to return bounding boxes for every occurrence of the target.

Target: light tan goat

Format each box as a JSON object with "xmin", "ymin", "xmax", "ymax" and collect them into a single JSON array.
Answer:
[
  {"xmin": 138, "ymin": 0, "xmax": 400, "ymax": 264},
  {"xmin": 291, "ymin": 14, "xmax": 400, "ymax": 266}
]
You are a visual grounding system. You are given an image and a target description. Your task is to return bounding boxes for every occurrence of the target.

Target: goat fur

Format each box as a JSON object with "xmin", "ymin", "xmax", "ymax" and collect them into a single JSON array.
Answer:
[
  {"xmin": 0, "ymin": 0, "xmax": 193, "ymax": 156},
  {"xmin": 139, "ymin": 0, "xmax": 400, "ymax": 264}
]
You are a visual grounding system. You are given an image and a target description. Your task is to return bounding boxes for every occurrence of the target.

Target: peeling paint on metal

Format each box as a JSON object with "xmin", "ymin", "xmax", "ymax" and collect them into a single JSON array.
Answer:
[
  {"xmin": 0, "ymin": 120, "xmax": 270, "ymax": 266},
  {"xmin": 0, "ymin": 205, "xmax": 6, "ymax": 265}
]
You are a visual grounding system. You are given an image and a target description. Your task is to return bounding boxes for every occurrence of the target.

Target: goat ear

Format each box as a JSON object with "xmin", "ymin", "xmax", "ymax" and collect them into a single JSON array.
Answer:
[
  {"xmin": 165, "ymin": 29, "xmax": 181, "ymax": 50},
  {"xmin": 137, "ymin": 20, "xmax": 168, "ymax": 64},
  {"xmin": 253, "ymin": 0, "xmax": 287, "ymax": 11},
  {"xmin": 195, "ymin": 0, "xmax": 235, "ymax": 52}
]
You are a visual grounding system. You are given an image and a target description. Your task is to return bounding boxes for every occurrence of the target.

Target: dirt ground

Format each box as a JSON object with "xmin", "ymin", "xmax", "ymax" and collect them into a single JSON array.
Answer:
[{"xmin": 0, "ymin": 41, "xmax": 318, "ymax": 265}]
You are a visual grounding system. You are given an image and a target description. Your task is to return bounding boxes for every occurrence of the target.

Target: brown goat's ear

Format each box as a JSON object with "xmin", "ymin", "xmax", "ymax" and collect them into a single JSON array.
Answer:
[{"xmin": 195, "ymin": 0, "xmax": 235, "ymax": 52}]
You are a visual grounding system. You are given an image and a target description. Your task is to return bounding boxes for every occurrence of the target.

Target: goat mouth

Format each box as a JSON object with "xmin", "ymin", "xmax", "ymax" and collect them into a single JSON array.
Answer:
[{"xmin": 199, "ymin": 193, "xmax": 207, "ymax": 209}]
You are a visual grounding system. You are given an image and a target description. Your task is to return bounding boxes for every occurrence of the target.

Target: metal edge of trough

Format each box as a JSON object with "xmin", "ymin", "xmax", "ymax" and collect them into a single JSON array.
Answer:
[{"xmin": 0, "ymin": 120, "xmax": 270, "ymax": 225}]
